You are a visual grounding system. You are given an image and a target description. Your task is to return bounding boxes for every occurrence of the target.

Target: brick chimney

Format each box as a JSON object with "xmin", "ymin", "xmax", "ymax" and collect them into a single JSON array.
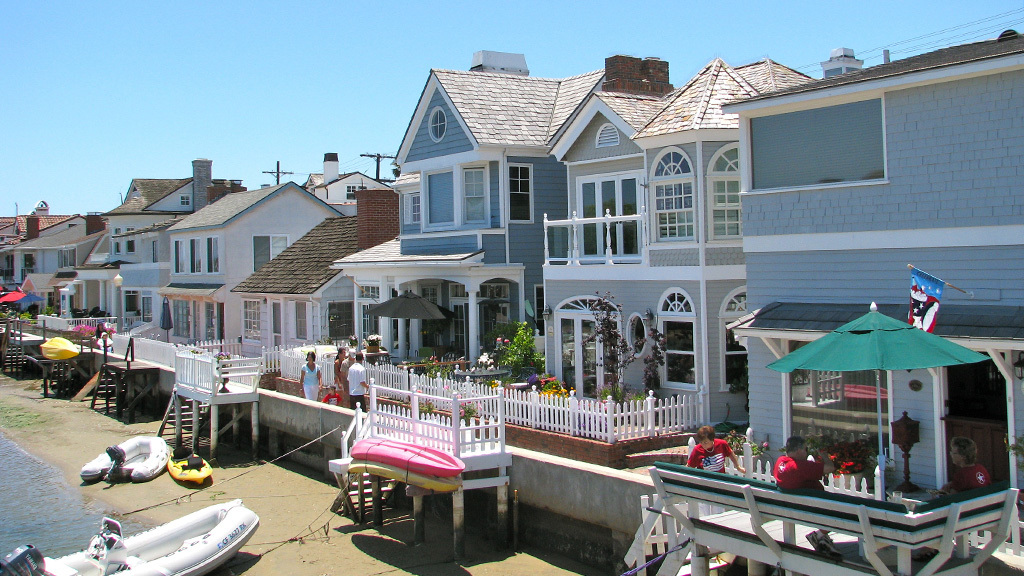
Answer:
[
  {"xmin": 206, "ymin": 180, "xmax": 247, "ymax": 205},
  {"xmin": 191, "ymin": 159, "xmax": 213, "ymax": 212},
  {"xmin": 26, "ymin": 215, "xmax": 39, "ymax": 240},
  {"xmin": 324, "ymin": 153, "xmax": 339, "ymax": 184},
  {"xmin": 85, "ymin": 213, "xmax": 106, "ymax": 235},
  {"xmin": 602, "ymin": 55, "xmax": 673, "ymax": 97},
  {"xmin": 355, "ymin": 189, "xmax": 399, "ymax": 250}
]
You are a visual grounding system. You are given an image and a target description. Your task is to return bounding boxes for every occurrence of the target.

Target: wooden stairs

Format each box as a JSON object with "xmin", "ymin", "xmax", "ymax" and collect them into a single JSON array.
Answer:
[
  {"xmin": 157, "ymin": 391, "xmax": 210, "ymax": 452},
  {"xmin": 330, "ymin": 458, "xmax": 398, "ymax": 522}
]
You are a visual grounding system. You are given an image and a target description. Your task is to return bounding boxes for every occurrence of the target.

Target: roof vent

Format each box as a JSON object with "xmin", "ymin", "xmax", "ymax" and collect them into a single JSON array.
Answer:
[
  {"xmin": 998, "ymin": 29, "xmax": 1019, "ymax": 42},
  {"xmin": 470, "ymin": 51, "xmax": 529, "ymax": 76}
]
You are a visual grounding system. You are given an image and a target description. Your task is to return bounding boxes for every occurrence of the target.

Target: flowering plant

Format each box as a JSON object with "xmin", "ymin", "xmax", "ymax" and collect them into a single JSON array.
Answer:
[
  {"xmin": 459, "ymin": 402, "xmax": 480, "ymax": 423},
  {"xmin": 806, "ymin": 435, "xmax": 876, "ymax": 475},
  {"xmin": 475, "ymin": 352, "xmax": 495, "ymax": 370},
  {"xmin": 214, "ymin": 352, "xmax": 231, "ymax": 361},
  {"xmin": 364, "ymin": 334, "xmax": 382, "ymax": 347},
  {"xmin": 348, "ymin": 335, "xmax": 359, "ymax": 347},
  {"xmin": 419, "ymin": 400, "xmax": 435, "ymax": 415},
  {"xmin": 72, "ymin": 324, "xmax": 95, "ymax": 337},
  {"xmin": 724, "ymin": 429, "xmax": 767, "ymax": 457}
]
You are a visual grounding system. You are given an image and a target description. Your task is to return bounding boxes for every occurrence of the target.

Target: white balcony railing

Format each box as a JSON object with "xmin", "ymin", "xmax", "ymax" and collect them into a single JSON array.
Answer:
[{"xmin": 544, "ymin": 208, "xmax": 647, "ymax": 265}]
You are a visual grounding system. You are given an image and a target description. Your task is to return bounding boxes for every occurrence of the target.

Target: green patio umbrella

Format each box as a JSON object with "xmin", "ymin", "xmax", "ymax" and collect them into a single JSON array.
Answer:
[{"xmin": 767, "ymin": 302, "xmax": 988, "ymax": 493}]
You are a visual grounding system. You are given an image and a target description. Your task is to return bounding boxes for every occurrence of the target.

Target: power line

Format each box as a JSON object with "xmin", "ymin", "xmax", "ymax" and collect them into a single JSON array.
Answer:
[
  {"xmin": 360, "ymin": 153, "xmax": 397, "ymax": 182},
  {"xmin": 261, "ymin": 161, "xmax": 294, "ymax": 185}
]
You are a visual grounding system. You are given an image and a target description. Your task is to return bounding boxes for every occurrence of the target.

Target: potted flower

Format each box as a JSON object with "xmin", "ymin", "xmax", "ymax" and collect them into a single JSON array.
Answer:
[
  {"xmin": 364, "ymin": 334, "xmax": 382, "ymax": 353},
  {"xmin": 348, "ymin": 335, "xmax": 359, "ymax": 348}
]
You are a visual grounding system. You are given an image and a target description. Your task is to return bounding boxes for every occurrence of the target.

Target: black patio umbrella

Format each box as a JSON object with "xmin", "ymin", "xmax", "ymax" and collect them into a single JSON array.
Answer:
[
  {"xmin": 159, "ymin": 297, "xmax": 173, "ymax": 341},
  {"xmin": 367, "ymin": 291, "xmax": 453, "ymax": 320}
]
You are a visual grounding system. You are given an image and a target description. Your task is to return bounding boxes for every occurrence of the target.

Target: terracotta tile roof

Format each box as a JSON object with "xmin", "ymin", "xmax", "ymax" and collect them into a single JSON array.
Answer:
[
  {"xmin": 594, "ymin": 92, "xmax": 665, "ymax": 131},
  {"xmin": 232, "ymin": 217, "xmax": 359, "ymax": 294},
  {"xmin": 336, "ymin": 239, "xmax": 482, "ymax": 265},
  {"xmin": 433, "ymin": 69, "xmax": 603, "ymax": 146},
  {"xmin": 737, "ymin": 32, "xmax": 1024, "ymax": 105},
  {"xmin": 0, "ymin": 215, "xmax": 78, "ymax": 238}
]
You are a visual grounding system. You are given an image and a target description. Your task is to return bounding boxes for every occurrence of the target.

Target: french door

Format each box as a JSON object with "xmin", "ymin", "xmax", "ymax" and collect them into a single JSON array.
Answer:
[
  {"xmin": 578, "ymin": 174, "xmax": 640, "ymax": 258},
  {"xmin": 558, "ymin": 316, "xmax": 601, "ymax": 396}
]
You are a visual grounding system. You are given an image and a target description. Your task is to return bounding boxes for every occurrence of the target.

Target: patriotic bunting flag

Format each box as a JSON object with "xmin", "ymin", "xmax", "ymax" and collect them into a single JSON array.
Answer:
[{"xmin": 909, "ymin": 268, "xmax": 944, "ymax": 333}]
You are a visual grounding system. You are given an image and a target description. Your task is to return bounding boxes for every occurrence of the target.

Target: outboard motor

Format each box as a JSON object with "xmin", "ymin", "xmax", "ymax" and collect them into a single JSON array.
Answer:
[
  {"xmin": 105, "ymin": 445, "xmax": 130, "ymax": 482},
  {"xmin": 86, "ymin": 518, "xmax": 128, "ymax": 576},
  {"xmin": 0, "ymin": 545, "xmax": 46, "ymax": 576}
]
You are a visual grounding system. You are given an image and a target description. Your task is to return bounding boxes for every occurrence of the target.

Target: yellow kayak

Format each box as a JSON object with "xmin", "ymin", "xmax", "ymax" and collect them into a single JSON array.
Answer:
[
  {"xmin": 41, "ymin": 337, "xmax": 80, "ymax": 360},
  {"xmin": 167, "ymin": 448, "xmax": 212, "ymax": 484},
  {"xmin": 347, "ymin": 461, "xmax": 462, "ymax": 492}
]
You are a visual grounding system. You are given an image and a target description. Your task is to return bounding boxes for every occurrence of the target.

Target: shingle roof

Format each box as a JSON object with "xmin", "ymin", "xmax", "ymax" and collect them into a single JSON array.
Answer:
[
  {"xmin": 10, "ymin": 226, "xmax": 106, "ymax": 249},
  {"xmin": 104, "ymin": 179, "xmax": 190, "ymax": 215},
  {"xmin": 738, "ymin": 302, "xmax": 1024, "ymax": 341},
  {"xmin": 394, "ymin": 173, "xmax": 421, "ymax": 187},
  {"xmin": 737, "ymin": 31, "xmax": 1024, "ymax": 104},
  {"xmin": 113, "ymin": 217, "xmax": 184, "ymax": 238},
  {"xmin": 433, "ymin": 69, "xmax": 604, "ymax": 146},
  {"xmin": 732, "ymin": 59, "xmax": 810, "ymax": 94},
  {"xmin": 593, "ymin": 92, "xmax": 665, "ymax": 131},
  {"xmin": 168, "ymin": 185, "xmax": 284, "ymax": 232},
  {"xmin": 232, "ymin": 217, "xmax": 360, "ymax": 295},
  {"xmin": 336, "ymin": 239, "xmax": 482, "ymax": 265}
]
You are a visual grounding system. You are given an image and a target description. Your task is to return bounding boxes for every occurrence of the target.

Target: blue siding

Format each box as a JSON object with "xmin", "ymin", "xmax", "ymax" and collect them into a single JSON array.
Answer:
[
  {"xmin": 426, "ymin": 172, "xmax": 454, "ymax": 225},
  {"xmin": 481, "ymin": 234, "xmax": 507, "ymax": 263},
  {"xmin": 489, "ymin": 161, "xmax": 500, "ymax": 227},
  {"xmin": 508, "ymin": 155, "xmax": 568, "ymax": 304},
  {"xmin": 745, "ymin": 71, "xmax": 1024, "ymax": 238},
  {"xmin": 406, "ymin": 90, "xmax": 474, "ymax": 162},
  {"xmin": 401, "ymin": 194, "xmax": 420, "ymax": 235},
  {"xmin": 401, "ymin": 235, "xmax": 478, "ymax": 255}
]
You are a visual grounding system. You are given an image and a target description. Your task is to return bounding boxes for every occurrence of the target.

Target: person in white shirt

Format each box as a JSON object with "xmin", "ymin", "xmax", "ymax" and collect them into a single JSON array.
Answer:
[{"xmin": 347, "ymin": 352, "xmax": 368, "ymax": 411}]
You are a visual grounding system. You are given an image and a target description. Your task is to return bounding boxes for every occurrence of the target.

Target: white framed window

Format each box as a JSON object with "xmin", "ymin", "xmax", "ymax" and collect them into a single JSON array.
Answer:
[
  {"xmin": 189, "ymin": 238, "xmax": 201, "ymax": 273},
  {"xmin": 708, "ymin": 145, "xmax": 742, "ymax": 239},
  {"xmin": 253, "ymin": 235, "xmax": 287, "ymax": 271},
  {"xmin": 405, "ymin": 193, "xmax": 421, "ymax": 225},
  {"xmin": 463, "ymin": 168, "xmax": 486, "ymax": 223},
  {"xmin": 429, "ymin": 106, "xmax": 447, "ymax": 142},
  {"xmin": 174, "ymin": 240, "xmax": 186, "ymax": 274},
  {"xmin": 206, "ymin": 237, "xmax": 219, "ymax": 273},
  {"xmin": 596, "ymin": 123, "xmax": 619, "ymax": 148},
  {"xmin": 357, "ymin": 285, "xmax": 380, "ymax": 340},
  {"xmin": 659, "ymin": 289, "xmax": 697, "ymax": 391},
  {"xmin": 125, "ymin": 227, "xmax": 135, "ymax": 253},
  {"xmin": 421, "ymin": 285, "xmax": 439, "ymax": 304},
  {"xmin": 151, "ymin": 240, "xmax": 158, "ymax": 263},
  {"xmin": 720, "ymin": 289, "xmax": 748, "ymax": 392},
  {"xmin": 295, "ymin": 301, "xmax": 308, "ymax": 341},
  {"xmin": 651, "ymin": 148, "xmax": 695, "ymax": 241},
  {"xmin": 58, "ymin": 247, "xmax": 76, "ymax": 268},
  {"xmin": 112, "ymin": 227, "xmax": 122, "ymax": 255},
  {"xmin": 346, "ymin": 185, "xmax": 359, "ymax": 201},
  {"xmin": 576, "ymin": 172, "xmax": 641, "ymax": 258},
  {"xmin": 180, "ymin": 194, "xmax": 191, "ymax": 207},
  {"xmin": 243, "ymin": 299, "xmax": 261, "ymax": 341},
  {"xmin": 509, "ymin": 164, "xmax": 532, "ymax": 222},
  {"xmin": 627, "ymin": 313, "xmax": 646, "ymax": 354},
  {"xmin": 449, "ymin": 284, "xmax": 467, "ymax": 298}
]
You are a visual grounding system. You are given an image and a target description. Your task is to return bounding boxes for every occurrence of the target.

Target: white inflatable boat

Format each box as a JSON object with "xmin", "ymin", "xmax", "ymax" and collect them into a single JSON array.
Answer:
[
  {"xmin": 0, "ymin": 499, "xmax": 259, "ymax": 576},
  {"xmin": 80, "ymin": 437, "xmax": 170, "ymax": 483}
]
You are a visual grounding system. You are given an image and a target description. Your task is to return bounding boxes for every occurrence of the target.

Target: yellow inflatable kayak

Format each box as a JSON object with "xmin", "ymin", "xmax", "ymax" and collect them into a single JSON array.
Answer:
[
  {"xmin": 41, "ymin": 337, "xmax": 80, "ymax": 360},
  {"xmin": 167, "ymin": 447, "xmax": 212, "ymax": 484},
  {"xmin": 347, "ymin": 461, "xmax": 462, "ymax": 492}
]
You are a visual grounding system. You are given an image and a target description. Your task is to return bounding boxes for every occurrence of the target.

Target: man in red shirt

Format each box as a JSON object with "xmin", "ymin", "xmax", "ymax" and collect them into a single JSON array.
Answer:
[
  {"xmin": 774, "ymin": 436, "xmax": 840, "ymax": 557},
  {"xmin": 941, "ymin": 436, "xmax": 990, "ymax": 493}
]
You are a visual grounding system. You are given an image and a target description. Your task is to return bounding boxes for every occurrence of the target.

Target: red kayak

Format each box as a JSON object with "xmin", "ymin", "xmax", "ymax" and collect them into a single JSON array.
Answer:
[{"xmin": 351, "ymin": 438, "xmax": 465, "ymax": 478}]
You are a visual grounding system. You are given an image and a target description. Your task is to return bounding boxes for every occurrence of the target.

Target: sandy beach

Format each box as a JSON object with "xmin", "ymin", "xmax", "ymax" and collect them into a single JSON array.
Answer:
[{"xmin": 0, "ymin": 373, "xmax": 605, "ymax": 576}]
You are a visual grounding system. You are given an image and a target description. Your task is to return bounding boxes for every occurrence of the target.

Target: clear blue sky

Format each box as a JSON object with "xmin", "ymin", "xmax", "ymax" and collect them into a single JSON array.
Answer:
[{"xmin": 3, "ymin": 1, "xmax": 1022, "ymax": 216}]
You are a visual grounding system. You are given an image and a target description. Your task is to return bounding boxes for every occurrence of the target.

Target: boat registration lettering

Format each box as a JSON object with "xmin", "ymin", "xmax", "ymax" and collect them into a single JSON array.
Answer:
[{"xmin": 217, "ymin": 523, "xmax": 247, "ymax": 550}]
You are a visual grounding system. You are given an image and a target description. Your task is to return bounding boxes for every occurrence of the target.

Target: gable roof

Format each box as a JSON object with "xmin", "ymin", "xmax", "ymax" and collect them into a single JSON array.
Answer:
[
  {"xmin": 430, "ymin": 68, "xmax": 604, "ymax": 147},
  {"xmin": 169, "ymin": 183, "xmax": 330, "ymax": 232},
  {"xmin": 12, "ymin": 226, "xmax": 106, "ymax": 250},
  {"xmin": 735, "ymin": 31, "xmax": 1024, "ymax": 105},
  {"xmin": 104, "ymin": 179, "xmax": 191, "ymax": 215},
  {"xmin": 0, "ymin": 215, "xmax": 79, "ymax": 243},
  {"xmin": 593, "ymin": 92, "xmax": 665, "ymax": 131},
  {"xmin": 636, "ymin": 58, "xmax": 810, "ymax": 138},
  {"xmin": 232, "ymin": 217, "xmax": 359, "ymax": 295}
]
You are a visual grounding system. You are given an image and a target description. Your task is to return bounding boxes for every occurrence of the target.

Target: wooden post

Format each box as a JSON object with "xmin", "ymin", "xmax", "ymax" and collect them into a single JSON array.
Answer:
[
  {"xmin": 413, "ymin": 496, "xmax": 425, "ymax": 545},
  {"xmin": 210, "ymin": 403, "xmax": 219, "ymax": 461},
  {"xmin": 174, "ymin": 394, "xmax": 183, "ymax": 448},
  {"xmin": 191, "ymin": 399, "xmax": 200, "ymax": 454},
  {"xmin": 496, "ymin": 480, "xmax": 509, "ymax": 548},
  {"xmin": 690, "ymin": 544, "xmax": 710, "ymax": 576},
  {"xmin": 453, "ymin": 487, "xmax": 465, "ymax": 560},
  {"xmin": 251, "ymin": 401, "xmax": 260, "ymax": 458},
  {"xmin": 372, "ymin": 475, "xmax": 383, "ymax": 527}
]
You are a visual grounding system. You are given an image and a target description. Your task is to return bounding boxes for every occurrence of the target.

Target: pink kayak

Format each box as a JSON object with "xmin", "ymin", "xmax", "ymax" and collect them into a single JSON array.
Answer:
[{"xmin": 351, "ymin": 438, "xmax": 465, "ymax": 478}]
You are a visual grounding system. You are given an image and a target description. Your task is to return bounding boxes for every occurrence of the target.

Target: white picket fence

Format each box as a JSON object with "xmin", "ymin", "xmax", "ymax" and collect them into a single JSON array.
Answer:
[
  {"xmin": 111, "ymin": 334, "xmax": 282, "ymax": 376},
  {"xmin": 37, "ymin": 315, "xmax": 117, "ymax": 332},
  {"xmin": 174, "ymin": 349, "xmax": 261, "ymax": 397},
  {"xmin": 362, "ymin": 363, "xmax": 701, "ymax": 443}
]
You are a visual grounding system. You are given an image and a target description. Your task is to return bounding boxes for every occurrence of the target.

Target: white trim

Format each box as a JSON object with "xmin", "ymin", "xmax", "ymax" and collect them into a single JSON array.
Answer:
[
  {"xmin": 400, "ymin": 228, "xmax": 505, "ymax": 241},
  {"xmin": 595, "ymin": 123, "xmax": 620, "ymax": 148},
  {"xmin": 550, "ymin": 97, "xmax": 638, "ymax": 160},
  {"xmin": 747, "ymin": 177, "xmax": 889, "ymax": 196},
  {"xmin": 706, "ymin": 144, "xmax": 742, "ymax": 241},
  {"xmin": 543, "ymin": 264, "xmax": 745, "ymax": 282},
  {"xmin": 725, "ymin": 53, "xmax": 1024, "ymax": 115},
  {"xmin": 508, "ymin": 162, "xmax": 534, "ymax": 224},
  {"xmin": 462, "ymin": 165, "xmax": 489, "ymax": 225},
  {"xmin": 564, "ymin": 153, "xmax": 645, "ymax": 167},
  {"xmin": 421, "ymin": 168, "xmax": 455, "ymax": 230},
  {"xmin": 397, "ymin": 76, "xmax": 479, "ymax": 164},
  {"xmin": 744, "ymin": 224, "xmax": 1024, "ymax": 253},
  {"xmin": 718, "ymin": 286, "xmax": 748, "ymax": 393},
  {"xmin": 632, "ymin": 129, "xmax": 739, "ymax": 149},
  {"xmin": 429, "ymin": 106, "xmax": 447, "ymax": 142}
]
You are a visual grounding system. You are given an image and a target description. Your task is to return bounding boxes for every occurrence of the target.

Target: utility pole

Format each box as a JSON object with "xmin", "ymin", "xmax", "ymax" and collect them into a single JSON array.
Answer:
[
  {"xmin": 262, "ymin": 161, "xmax": 294, "ymax": 185},
  {"xmin": 360, "ymin": 153, "xmax": 397, "ymax": 182}
]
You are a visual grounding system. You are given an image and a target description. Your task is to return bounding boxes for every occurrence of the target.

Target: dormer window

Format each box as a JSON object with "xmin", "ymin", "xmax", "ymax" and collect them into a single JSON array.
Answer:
[
  {"xmin": 180, "ymin": 194, "xmax": 191, "ymax": 207},
  {"xmin": 429, "ymin": 107, "xmax": 447, "ymax": 142},
  {"xmin": 596, "ymin": 123, "xmax": 619, "ymax": 148}
]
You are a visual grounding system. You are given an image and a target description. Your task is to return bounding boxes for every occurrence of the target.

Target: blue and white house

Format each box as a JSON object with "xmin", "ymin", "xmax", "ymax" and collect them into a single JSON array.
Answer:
[
  {"xmin": 729, "ymin": 34, "xmax": 1024, "ymax": 489},
  {"xmin": 544, "ymin": 55, "xmax": 808, "ymax": 421},
  {"xmin": 335, "ymin": 51, "xmax": 603, "ymax": 361}
]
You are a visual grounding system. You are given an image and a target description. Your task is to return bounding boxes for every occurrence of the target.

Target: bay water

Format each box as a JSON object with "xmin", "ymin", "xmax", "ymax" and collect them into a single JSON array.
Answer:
[{"xmin": 0, "ymin": 431, "xmax": 148, "ymax": 559}]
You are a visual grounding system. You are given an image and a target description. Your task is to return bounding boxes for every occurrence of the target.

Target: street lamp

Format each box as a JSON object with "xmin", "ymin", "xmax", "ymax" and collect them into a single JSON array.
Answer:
[{"xmin": 112, "ymin": 273, "xmax": 123, "ymax": 331}]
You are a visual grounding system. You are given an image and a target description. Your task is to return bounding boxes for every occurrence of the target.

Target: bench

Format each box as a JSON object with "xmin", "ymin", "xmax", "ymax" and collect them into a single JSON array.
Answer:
[{"xmin": 647, "ymin": 462, "xmax": 1018, "ymax": 576}]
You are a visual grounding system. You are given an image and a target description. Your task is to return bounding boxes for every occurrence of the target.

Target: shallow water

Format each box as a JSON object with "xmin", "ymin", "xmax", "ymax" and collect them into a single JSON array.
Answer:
[{"xmin": 0, "ymin": 431, "xmax": 148, "ymax": 559}]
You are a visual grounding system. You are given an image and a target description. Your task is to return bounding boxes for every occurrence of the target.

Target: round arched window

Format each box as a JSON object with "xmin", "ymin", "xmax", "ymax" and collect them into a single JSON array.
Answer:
[
  {"xmin": 429, "ymin": 107, "xmax": 447, "ymax": 142},
  {"xmin": 628, "ymin": 314, "xmax": 646, "ymax": 353}
]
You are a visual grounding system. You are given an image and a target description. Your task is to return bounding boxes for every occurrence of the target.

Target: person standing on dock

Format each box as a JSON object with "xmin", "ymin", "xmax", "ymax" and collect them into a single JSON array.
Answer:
[
  {"xmin": 347, "ymin": 352, "xmax": 367, "ymax": 411},
  {"xmin": 687, "ymin": 425, "xmax": 745, "ymax": 474},
  {"xmin": 300, "ymin": 351, "xmax": 322, "ymax": 401},
  {"xmin": 334, "ymin": 346, "xmax": 351, "ymax": 407}
]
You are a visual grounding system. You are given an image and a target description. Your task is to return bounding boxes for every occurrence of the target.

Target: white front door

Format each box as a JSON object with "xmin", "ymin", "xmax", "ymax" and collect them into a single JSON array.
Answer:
[{"xmin": 558, "ymin": 315, "xmax": 602, "ymax": 397}]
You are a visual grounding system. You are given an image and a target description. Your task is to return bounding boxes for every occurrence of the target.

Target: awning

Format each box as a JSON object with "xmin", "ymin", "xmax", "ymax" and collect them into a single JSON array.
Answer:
[
  {"xmin": 159, "ymin": 282, "xmax": 224, "ymax": 297},
  {"xmin": 732, "ymin": 301, "xmax": 1024, "ymax": 343}
]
